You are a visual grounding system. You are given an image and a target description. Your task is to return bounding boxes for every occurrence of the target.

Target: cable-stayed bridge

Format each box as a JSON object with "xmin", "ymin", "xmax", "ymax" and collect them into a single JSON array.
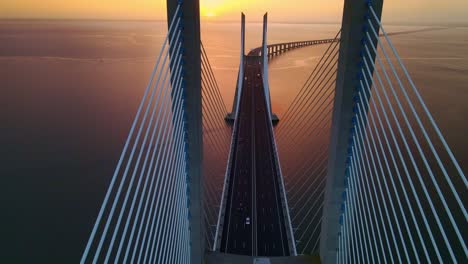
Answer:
[{"xmin": 80, "ymin": 0, "xmax": 467, "ymax": 263}]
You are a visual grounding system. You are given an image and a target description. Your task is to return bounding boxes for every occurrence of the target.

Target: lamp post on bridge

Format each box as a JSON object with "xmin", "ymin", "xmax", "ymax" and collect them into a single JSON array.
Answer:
[{"xmin": 320, "ymin": 0, "xmax": 383, "ymax": 263}]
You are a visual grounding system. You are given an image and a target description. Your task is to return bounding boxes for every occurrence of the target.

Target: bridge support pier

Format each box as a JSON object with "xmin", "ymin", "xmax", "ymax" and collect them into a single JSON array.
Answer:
[{"xmin": 320, "ymin": 0, "xmax": 383, "ymax": 263}]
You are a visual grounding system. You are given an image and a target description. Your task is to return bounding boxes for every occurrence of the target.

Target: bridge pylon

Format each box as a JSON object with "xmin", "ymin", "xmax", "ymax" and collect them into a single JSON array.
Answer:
[
  {"xmin": 320, "ymin": 0, "xmax": 383, "ymax": 263},
  {"xmin": 167, "ymin": 0, "xmax": 205, "ymax": 263},
  {"xmin": 226, "ymin": 13, "xmax": 280, "ymax": 125},
  {"xmin": 261, "ymin": 13, "xmax": 280, "ymax": 124},
  {"xmin": 225, "ymin": 13, "xmax": 246, "ymax": 122}
]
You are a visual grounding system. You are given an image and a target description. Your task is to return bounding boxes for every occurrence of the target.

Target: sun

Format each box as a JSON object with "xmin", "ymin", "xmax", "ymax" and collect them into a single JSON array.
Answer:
[
  {"xmin": 205, "ymin": 11, "xmax": 216, "ymax": 17},
  {"xmin": 201, "ymin": 9, "xmax": 217, "ymax": 18}
]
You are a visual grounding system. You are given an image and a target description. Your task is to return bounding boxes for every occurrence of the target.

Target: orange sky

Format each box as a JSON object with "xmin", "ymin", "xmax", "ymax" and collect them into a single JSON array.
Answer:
[{"xmin": 0, "ymin": 0, "xmax": 467, "ymax": 24}]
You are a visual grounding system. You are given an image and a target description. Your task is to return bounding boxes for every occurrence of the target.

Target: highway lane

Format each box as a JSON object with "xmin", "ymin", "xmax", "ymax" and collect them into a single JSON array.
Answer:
[
  {"xmin": 220, "ymin": 56, "xmax": 254, "ymax": 256},
  {"xmin": 220, "ymin": 55, "xmax": 290, "ymax": 257}
]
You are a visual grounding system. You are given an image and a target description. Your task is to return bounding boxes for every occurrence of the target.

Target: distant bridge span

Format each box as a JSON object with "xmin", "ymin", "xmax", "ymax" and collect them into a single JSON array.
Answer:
[{"xmin": 249, "ymin": 38, "xmax": 340, "ymax": 58}]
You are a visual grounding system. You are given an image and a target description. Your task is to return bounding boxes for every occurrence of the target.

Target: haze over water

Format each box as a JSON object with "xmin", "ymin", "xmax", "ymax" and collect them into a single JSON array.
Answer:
[{"xmin": 1, "ymin": 20, "xmax": 467, "ymax": 262}]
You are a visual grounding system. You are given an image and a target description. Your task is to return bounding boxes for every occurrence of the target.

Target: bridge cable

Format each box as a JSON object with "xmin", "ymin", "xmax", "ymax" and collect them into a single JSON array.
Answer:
[
  {"xmin": 81, "ymin": 7, "xmax": 182, "ymax": 263},
  {"xmin": 274, "ymin": 30, "xmax": 341, "ymax": 125},
  {"xmin": 366, "ymin": 27, "xmax": 465, "ymax": 260}
]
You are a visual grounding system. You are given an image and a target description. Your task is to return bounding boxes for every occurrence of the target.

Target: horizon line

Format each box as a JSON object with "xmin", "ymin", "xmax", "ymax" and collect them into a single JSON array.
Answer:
[{"xmin": 0, "ymin": 17, "xmax": 467, "ymax": 27}]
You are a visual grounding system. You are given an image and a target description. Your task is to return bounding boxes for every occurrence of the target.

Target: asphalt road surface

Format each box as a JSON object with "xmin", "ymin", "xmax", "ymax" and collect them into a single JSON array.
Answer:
[{"xmin": 220, "ymin": 55, "xmax": 290, "ymax": 257}]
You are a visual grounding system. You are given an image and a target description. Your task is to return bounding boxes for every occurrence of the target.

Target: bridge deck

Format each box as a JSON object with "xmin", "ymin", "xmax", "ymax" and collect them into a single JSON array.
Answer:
[{"xmin": 220, "ymin": 55, "xmax": 290, "ymax": 257}]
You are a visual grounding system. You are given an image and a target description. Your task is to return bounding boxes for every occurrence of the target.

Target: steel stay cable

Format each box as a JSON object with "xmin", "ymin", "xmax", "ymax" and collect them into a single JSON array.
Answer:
[
  {"xmin": 353, "ymin": 97, "xmax": 400, "ymax": 263},
  {"xmin": 343, "ymin": 153, "xmax": 366, "ymax": 263},
  {"xmin": 200, "ymin": 68, "xmax": 229, "ymax": 125},
  {"xmin": 278, "ymin": 30, "xmax": 341, "ymax": 124},
  {"xmin": 276, "ymin": 50, "xmax": 338, "ymax": 135},
  {"xmin": 202, "ymin": 122, "xmax": 229, "ymax": 155},
  {"xmin": 145, "ymin": 72, "xmax": 186, "ymax": 263},
  {"xmin": 290, "ymin": 163, "xmax": 328, "ymax": 212},
  {"xmin": 346, "ymin": 159, "xmax": 363, "ymax": 263},
  {"xmin": 370, "ymin": 6, "xmax": 467, "ymax": 188},
  {"xmin": 114, "ymin": 49, "xmax": 184, "ymax": 263},
  {"xmin": 156, "ymin": 111, "xmax": 185, "ymax": 264},
  {"xmin": 301, "ymin": 209, "xmax": 323, "ymax": 254},
  {"xmin": 157, "ymin": 56, "xmax": 192, "ymax": 262},
  {"xmin": 278, "ymin": 92, "xmax": 335, "ymax": 167},
  {"xmin": 309, "ymin": 218, "xmax": 323, "ymax": 254},
  {"xmin": 358, "ymin": 62, "xmax": 429, "ymax": 262},
  {"xmin": 284, "ymin": 140, "xmax": 329, "ymax": 188},
  {"xmin": 366, "ymin": 32, "xmax": 460, "ymax": 261},
  {"xmin": 355, "ymin": 61, "xmax": 414, "ymax": 261},
  {"xmin": 368, "ymin": 23, "xmax": 467, "ymax": 257},
  {"xmin": 202, "ymin": 134, "xmax": 228, "ymax": 189},
  {"xmin": 124, "ymin": 72, "xmax": 182, "ymax": 261},
  {"xmin": 280, "ymin": 104, "xmax": 334, "ymax": 188},
  {"xmin": 200, "ymin": 80, "xmax": 230, "ymax": 142},
  {"xmin": 156, "ymin": 94, "xmax": 187, "ymax": 264},
  {"xmin": 133, "ymin": 51, "xmax": 183, "ymax": 262},
  {"xmin": 292, "ymin": 173, "xmax": 327, "ymax": 224},
  {"xmin": 283, "ymin": 134, "xmax": 330, "ymax": 195},
  {"xmin": 132, "ymin": 67, "xmax": 184, "ymax": 263},
  {"xmin": 201, "ymin": 83, "xmax": 231, "ymax": 140},
  {"xmin": 148, "ymin": 76, "xmax": 186, "ymax": 263},
  {"xmin": 361, "ymin": 43, "xmax": 443, "ymax": 261},
  {"xmin": 201, "ymin": 42, "xmax": 228, "ymax": 113},
  {"xmin": 285, "ymin": 143, "xmax": 328, "ymax": 196},
  {"xmin": 174, "ymin": 122, "xmax": 190, "ymax": 264},
  {"xmin": 277, "ymin": 77, "xmax": 336, "ymax": 149},
  {"xmin": 201, "ymin": 87, "xmax": 227, "ymax": 130},
  {"xmin": 288, "ymin": 154, "xmax": 327, "ymax": 203},
  {"xmin": 294, "ymin": 178, "xmax": 326, "ymax": 226},
  {"xmin": 141, "ymin": 72, "xmax": 184, "ymax": 264},
  {"xmin": 200, "ymin": 61, "xmax": 227, "ymax": 118},
  {"xmin": 350, "ymin": 152, "xmax": 376, "ymax": 263},
  {"xmin": 202, "ymin": 125, "xmax": 228, "ymax": 163},
  {"xmin": 277, "ymin": 58, "xmax": 338, "ymax": 141},
  {"xmin": 201, "ymin": 116, "xmax": 229, "ymax": 157},
  {"xmin": 201, "ymin": 103, "xmax": 229, "ymax": 154},
  {"xmin": 278, "ymin": 103, "xmax": 333, "ymax": 168},
  {"xmin": 276, "ymin": 70, "xmax": 336, "ymax": 143},
  {"xmin": 80, "ymin": 6, "xmax": 180, "ymax": 262},
  {"xmin": 297, "ymin": 196, "xmax": 324, "ymax": 245},
  {"xmin": 160, "ymin": 105, "xmax": 187, "ymax": 264},
  {"xmin": 276, "ymin": 39, "xmax": 339, "ymax": 128},
  {"xmin": 352, "ymin": 120, "xmax": 390, "ymax": 264},
  {"xmin": 276, "ymin": 50, "xmax": 339, "ymax": 139},
  {"xmin": 361, "ymin": 47, "xmax": 430, "ymax": 261},
  {"xmin": 200, "ymin": 59, "xmax": 228, "ymax": 120},
  {"xmin": 281, "ymin": 133, "xmax": 329, "ymax": 178},
  {"xmin": 344, "ymin": 172, "xmax": 361, "ymax": 263},
  {"xmin": 202, "ymin": 162, "xmax": 223, "ymax": 226},
  {"xmin": 124, "ymin": 73, "xmax": 184, "ymax": 263},
  {"xmin": 356, "ymin": 158, "xmax": 370, "ymax": 263},
  {"xmin": 168, "ymin": 141, "xmax": 187, "ymax": 264},
  {"xmin": 91, "ymin": 29, "xmax": 181, "ymax": 264},
  {"xmin": 338, "ymin": 224, "xmax": 343, "ymax": 263},
  {"xmin": 200, "ymin": 82, "xmax": 227, "ymax": 128},
  {"xmin": 104, "ymin": 37, "xmax": 183, "ymax": 264},
  {"xmin": 355, "ymin": 97, "xmax": 411, "ymax": 262},
  {"xmin": 347, "ymin": 140, "xmax": 375, "ymax": 263},
  {"xmin": 360, "ymin": 80, "xmax": 430, "ymax": 262},
  {"xmin": 278, "ymin": 63, "xmax": 336, "ymax": 135},
  {"xmin": 349, "ymin": 153, "xmax": 380, "ymax": 264}
]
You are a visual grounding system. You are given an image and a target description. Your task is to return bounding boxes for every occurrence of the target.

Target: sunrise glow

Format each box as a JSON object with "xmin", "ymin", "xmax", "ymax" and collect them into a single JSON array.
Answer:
[{"xmin": 0, "ymin": 0, "xmax": 466, "ymax": 24}]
